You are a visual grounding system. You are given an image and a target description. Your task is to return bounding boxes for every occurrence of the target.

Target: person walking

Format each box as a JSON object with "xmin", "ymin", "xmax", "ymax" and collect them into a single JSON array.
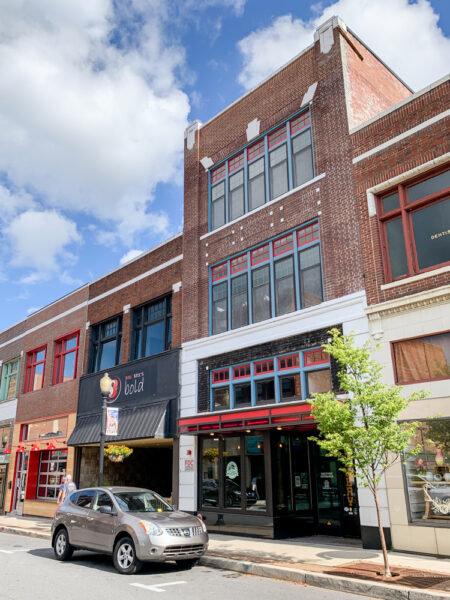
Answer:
[{"xmin": 57, "ymin": 474, "xmax": 77, "ymax": 505}]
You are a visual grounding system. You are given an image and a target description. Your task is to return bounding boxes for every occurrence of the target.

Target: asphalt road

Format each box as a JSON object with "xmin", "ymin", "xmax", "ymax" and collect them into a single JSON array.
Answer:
[{"xmin": 0, "ymin": 532, "xmax": 377, "ymax": 600}]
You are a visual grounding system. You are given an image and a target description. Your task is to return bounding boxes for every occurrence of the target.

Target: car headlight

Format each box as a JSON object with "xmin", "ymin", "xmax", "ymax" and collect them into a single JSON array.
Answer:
[
  {"xmin": 198, "ymin": 517, "xmax": 207, "ymax": 533},
  {"xmin": 139, "ymin": 520, "xmax": 163, "ymax": 536}
]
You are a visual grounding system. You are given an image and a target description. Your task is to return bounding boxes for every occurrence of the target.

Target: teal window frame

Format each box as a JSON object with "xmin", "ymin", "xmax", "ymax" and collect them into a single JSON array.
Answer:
[{"xmin": 0, "ymin": 358, "xmax": 20, "ymax": 401}]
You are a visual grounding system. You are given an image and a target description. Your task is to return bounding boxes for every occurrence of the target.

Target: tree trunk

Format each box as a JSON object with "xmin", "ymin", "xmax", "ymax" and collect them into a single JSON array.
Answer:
[{"xmin": 373, "ymin": 484, "xmax": 391, "ymax": 577}]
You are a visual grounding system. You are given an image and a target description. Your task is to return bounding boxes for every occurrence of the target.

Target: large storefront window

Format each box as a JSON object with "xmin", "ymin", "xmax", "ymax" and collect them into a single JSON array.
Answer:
[
  {"xmin": 201, "ymin": 433, "xmax": 267, "ymax": 512},
  {"xmin": 392, "ymin": 331, "xmax": 450, "ymax": 384},
  {"xmin": 25, "ymin": 418, "xmax": 68, "ymax": 441},
  {"xmin": 403, "ymin": 418, "xmax": 450, "ymax": 522},
  {"xmin": 37, "ymin": 450, "xmax": 67, "ymax": 499}
]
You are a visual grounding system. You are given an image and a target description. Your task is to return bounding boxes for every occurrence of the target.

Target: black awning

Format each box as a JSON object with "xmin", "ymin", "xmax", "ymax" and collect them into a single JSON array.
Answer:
[{"xmin": 67, "ymin": 400, "xmax": 170, "ymax": 446}]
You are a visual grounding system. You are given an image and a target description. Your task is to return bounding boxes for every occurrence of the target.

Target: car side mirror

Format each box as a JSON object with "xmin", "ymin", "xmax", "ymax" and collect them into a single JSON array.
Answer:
[{"xmin": 99, "ymin": 505, "xmax": 114, "ymax": 515}]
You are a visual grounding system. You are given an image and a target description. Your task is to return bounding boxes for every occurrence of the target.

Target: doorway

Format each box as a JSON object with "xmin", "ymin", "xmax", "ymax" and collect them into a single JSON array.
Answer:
[{"xmin": 273, "ymin": 431, "xmax": 360, "ymax": 538}]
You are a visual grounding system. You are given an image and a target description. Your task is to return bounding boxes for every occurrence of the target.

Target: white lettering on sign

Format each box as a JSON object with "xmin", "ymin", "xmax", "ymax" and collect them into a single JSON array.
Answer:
[
  {"xmin": 226, "ymin": 461, "xmax": 239, "ymax": 479},
  {"xmin": 124, "ymin": 372, "xmax": 144, "ymax": 396}
]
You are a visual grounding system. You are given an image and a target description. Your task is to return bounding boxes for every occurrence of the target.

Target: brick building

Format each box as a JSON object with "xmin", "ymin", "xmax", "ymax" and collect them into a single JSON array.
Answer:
[
  {"xmin": 68, "ymin": 233, "xmax": 183, "ymax": 505},
  {"xmin": 2, "ymin": 286, "xmax": 89, "ymax": 517},
  {"xmin": 352, "ymin": 75, "xmax": 450, "ymax": 555},
  {"xmin": 177, "ymin": 17, "xmax": 413, "ymax": 545}
]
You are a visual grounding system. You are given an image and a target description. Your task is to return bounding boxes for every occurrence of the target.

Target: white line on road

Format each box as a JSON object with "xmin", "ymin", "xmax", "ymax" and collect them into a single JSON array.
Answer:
[
  {"xmin": 0, "ymin": 549, "xmax": 28, "ymax": 554},
  {"xmin": 131, "ymin": 581, "xmax": 187, "ymax": 593}
]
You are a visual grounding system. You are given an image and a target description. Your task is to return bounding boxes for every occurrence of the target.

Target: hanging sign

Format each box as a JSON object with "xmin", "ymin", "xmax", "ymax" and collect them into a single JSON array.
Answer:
[{"xmin": 106, "ymin": 407, "xmax": 119, "ymax": 436}]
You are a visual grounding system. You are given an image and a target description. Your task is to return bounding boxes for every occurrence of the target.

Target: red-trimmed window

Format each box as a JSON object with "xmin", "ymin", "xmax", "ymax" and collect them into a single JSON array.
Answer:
[
  {"xmin": 304, "ymin": 349, "xmax": 329, "ymax": 366},
  {"xmin": 290, "ymin": 110, "xmax": 311, "ymax": 135},
  {"xmin": 25, "ymin": 346, "xmax": 47, "ymax": 392},
  {"xmin": 251, "ymin": 244, "xmax": 270, "ymax": 266},
  {"xmin": 212, "ymin": 369, "xmax": 230, "ymax": 384},
  {"xmin": 212, "ymin": 263, "xmax": 228, "ymax": 282},
  {"xmin": 297, "ymin": 221, "xmax": 319, "ymax": 246},
  {"xmin": 231, "ymin": 254, "xmax": 248, "ymax": 274},
  {"xmin": 233, "ymin": 364, "xmax": 251, "ymax": 379},
  {"xmin": 53, "ymin": 332, "xmax": 80, "ymax": 385},
  {"xmin": 377, "ymin": 168, "xmax": 450, "ymax": 282},
  {"xmin": 211, "ymin": 163, "xmax": 226, "ymax": 184},
  {"xmin": 254, "ymin": 359, "xmax": 274, "ymax": 375},
  {"xmin": 248, "ymin": 139, "xmax": 265, "ymax": 161},
  {"xmin": 278, "ymin": 354, "xmax": 300, "ymax": 370},
  {"xmin": 268, "ymin": 125, "xmax": 287, "ymax": 148},
  {"xmin": 229, "ymin": 152, "xmax": 244, "ymax": 173},
  {"xmin": 273, "ymin": 233, "xmax": 294, "ymax": 257}
]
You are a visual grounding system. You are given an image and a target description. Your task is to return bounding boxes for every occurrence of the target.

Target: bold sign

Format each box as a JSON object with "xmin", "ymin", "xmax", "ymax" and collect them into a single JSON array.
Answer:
[{"xmin": 106, "ymin": 408, "xmax": 119, "ymax": 436}]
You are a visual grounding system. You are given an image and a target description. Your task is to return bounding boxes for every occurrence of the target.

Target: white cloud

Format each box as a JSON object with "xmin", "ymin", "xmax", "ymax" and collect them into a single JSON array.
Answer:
[
  {"xmin": 237, "ymin": 0, "xmax": 450, "ymax": 91},
  {"xmin": 119, "ymin": 249, "xmax": 145, "ymax": 265},
  {"xmin": 6, "ymin": 210, "xmax": 81, "ymax": 280},
  {"xmin": 26, "ymin": 306, "xmax": 41, "ymax": 315},
  {"xmin": 0, "ymin": 0, "xmax": 190, "ymax": 245}
]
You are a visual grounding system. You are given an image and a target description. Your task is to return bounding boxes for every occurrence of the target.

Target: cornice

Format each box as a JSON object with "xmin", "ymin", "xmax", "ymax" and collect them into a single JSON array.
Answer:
[{"xmin": 365, "ymin": 285, "xmax": 450, "ymax": 320}]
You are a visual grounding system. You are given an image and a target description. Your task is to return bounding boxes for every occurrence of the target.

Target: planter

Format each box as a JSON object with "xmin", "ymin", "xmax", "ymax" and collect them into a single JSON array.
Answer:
[{"xmin": 108, "ymin": 455, "xmax": 125, "ymax": 463}]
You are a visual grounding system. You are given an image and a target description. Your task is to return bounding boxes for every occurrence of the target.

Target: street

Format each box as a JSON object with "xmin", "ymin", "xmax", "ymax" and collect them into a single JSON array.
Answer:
[{"xmin": 0, "ymin": 532, "xmax": 377, "ymax": 600}]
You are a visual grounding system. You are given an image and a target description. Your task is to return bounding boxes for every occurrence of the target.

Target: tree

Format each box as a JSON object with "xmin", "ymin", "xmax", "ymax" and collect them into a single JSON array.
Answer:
[{"xmin": 310, "ymin": 329, "xmax": 427, "ymax": 577}]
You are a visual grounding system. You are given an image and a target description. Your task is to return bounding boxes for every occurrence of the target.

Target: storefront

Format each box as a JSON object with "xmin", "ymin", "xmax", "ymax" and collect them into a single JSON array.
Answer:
[{"xmin": 68, "ymin": 349, "xmax": 180, "ymax": 501}]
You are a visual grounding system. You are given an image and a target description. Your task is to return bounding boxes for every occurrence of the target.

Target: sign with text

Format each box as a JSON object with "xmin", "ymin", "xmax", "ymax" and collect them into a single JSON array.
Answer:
[{"xmin": 106, "ymin": 408, "xmax": 119, "ymax": 436}]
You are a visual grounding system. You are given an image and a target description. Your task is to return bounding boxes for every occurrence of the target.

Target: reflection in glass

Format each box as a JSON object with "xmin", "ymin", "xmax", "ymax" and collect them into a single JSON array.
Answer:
[
  {"xmin": 224, "ymin": 437, "xmax": 241, "ymax": 508},
  {"xmin": 307, "ymin": 369, "xmax": 331, "ymax": 395},
  {"xmin": 385, "ymin": 218, "xmax": 408, "ymax": 278},
  {"xmin": 234, "ymin": 383, "xmax": 251, "ymax": 407},
  {"xmin": 412, "ymin": 198, "xmax": 450, "ymax": 270},
  {"xmin": 280, "ymin": 374, "xmax": 302, "ymax": 402},
  {"xmin": 201, "ymin": 438, "xmax": 219, "ymax": 508},
  {"xmin": 245, "ymin": 435, "xmax": 266, "ymax": 511},
  {"xmin": 256, "ymin": 379, "xmax": 275, "ymax": 404},
  {"xmin": 408, "ymin": 169, "xmax": 450, "ymax": 203},
  {"xmin": 213, "ymin": 387, "xmax": 229, "ymax": 411}
]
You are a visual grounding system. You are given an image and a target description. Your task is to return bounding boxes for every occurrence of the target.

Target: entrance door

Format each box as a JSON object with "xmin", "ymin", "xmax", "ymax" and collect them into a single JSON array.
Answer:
[
  {"xmin": 313, "ymin": 445, "xmax": 343, "ymax": 536},
  {"xmin": 12, "ymin": 452, "xmax": 28, "ymax": 513},
  {"xmin": 0, "ymin": 465, "xmax": 7, "ymax": 512}
]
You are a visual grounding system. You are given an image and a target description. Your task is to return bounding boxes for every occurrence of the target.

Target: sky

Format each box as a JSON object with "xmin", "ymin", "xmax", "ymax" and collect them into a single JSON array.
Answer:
[{"xmin": 0, "ymin": 0, "xmax": 449, "ymax": 332}]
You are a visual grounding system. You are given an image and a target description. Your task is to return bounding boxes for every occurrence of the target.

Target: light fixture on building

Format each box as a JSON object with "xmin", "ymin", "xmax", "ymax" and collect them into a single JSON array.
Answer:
[
  {"xmin": 209, "ymin": 432, "xmax": 214, "ymax": 437},
  {"xmin": 246, "ymin": 429, "xmax": 251, "ymax": 433},
  {"xmin": 30, "ymin": 442, "xmax": 40, "ymax": 452},
  {"xmin": 276, "ymin": 427, "xmax": 282, "ymax": 431},
  {"xmin": 99, "ymin": 372, "xmax": 113, "ymax": 487},
  {"xmin": 278, "ymin": 443, "xmax": 283, "ymax": 448},
  {"xmin": 47, "ymin": 441, "xmax": 56, "ymax": 450},
  {"xmin": 3, "ymin": 445, "xmax": 11, "ymax": 454},
  {"xmin": 17, "ymin": 445, "xmax": 25, "ymax": 453}
]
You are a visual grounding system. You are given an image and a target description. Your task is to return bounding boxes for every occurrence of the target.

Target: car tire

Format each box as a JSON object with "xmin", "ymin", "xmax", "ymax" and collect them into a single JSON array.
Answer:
[
  {"xmin": 53, "ymin": 528, "xmax": 74, "ymax": 561},
  {"xmin": 176, "ymin": 558, "xmax": 198, "ymax": 570},
  {"xmin": 113, "ymin": 536, "xmax": 142, "ymax": 575}
]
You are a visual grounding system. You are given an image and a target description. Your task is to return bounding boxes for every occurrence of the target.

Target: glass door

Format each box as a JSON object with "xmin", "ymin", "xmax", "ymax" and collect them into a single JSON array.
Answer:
[{"xmin": 314, "ymin": 446, "xmax": 342, "ymax": 536}]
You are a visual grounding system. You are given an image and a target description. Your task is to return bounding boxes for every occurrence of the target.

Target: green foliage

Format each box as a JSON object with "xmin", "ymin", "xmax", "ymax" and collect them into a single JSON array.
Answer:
[{"xmin": 310, "ymin": 329, "xmax": 428, "ymax": 491}]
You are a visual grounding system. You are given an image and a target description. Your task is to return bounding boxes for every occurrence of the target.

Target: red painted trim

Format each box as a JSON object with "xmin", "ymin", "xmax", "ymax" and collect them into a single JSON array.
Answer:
[
  {"xmin": 228, "ymin": 152, "xmax": 244, "ymax": 174},
  {"xmin": 290, "ymin": 110, "xmax": 310, "ymax": 135},
  {"xmin": 24, "ymin": 345, "xmax": 47, "ymax": 393},
  {"xmin": 52, "ymin": 331, "xmax": 80, "ymax": 385},
  {"xmin": 247, "ymin": 139, "xmax": 265, "ymax": 162},
  {"xmin": 199, "ymin": 424, "xmax": 220, "ymax": 430},
  {"xmin": 297, "ymin": 222, "xmax": 319, "ymax": 247},
  {"xmin": 233, "ymin": 365, "xmax": 251, "ymax": 380},
  {"xmin": 304, "ymin": 349, "xmax": 329, "ymax": 367},
  {"xmin": 230, "ymin": 254, "xmax": 248, "ymax": 274},
  {"xmin": 272, "ymin": 403, "xmax": 311, "ymax": 415},
  {"xmin": 179, "ymin": 415, "xmax": 220, "ymax": 426},
  {"xmin": 250, "ymin": 244, "xmax": 270, "ymax": 266},
  {"xmin": 302, "ymin": 415, "xmax": 315, "ymax": 421},
  {"xmin": 272, "ymin": 416, "xmax": 300, "ymax": 423},
  {"xmin": 273, "ymin": 234, "xmax": 294, "ymax": 257},
  {"xmin": 222, "ymin": 421, "xmax": 243, "ymax": 428},
  {"xmin": 254, "ymin": 359, "xmax": 274, "ymax": 375},
  {"xmin": 246, "ymin": 418, "xmax": 270, "ymax": 426},
  {"xmin": 222, "ymin": 409, "xmax": 269, "ymax": 421},
  {"xmin": 268, "ymin": 125, "xmax": 287, "ymax": 148},
  {"xmin": 211, "ymin": 163, "xmax": 226, "ymax": 184},
  {"xmin": 278, "ymin": 354, "xmax": 300, "ymax": 370},
  {"xmin": 212, "ymin": 263, "xmax": 228, "ymax": 282}
]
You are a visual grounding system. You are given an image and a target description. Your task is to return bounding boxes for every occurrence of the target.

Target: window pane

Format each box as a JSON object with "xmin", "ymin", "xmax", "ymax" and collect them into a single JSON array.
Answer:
[
  {"xmin": 65, "ymin": 336, "xmax": 78, "ymax": 351},
  {"xmin": 292, "ymin": 130, "xmax": 313, "ymax": 187},
  {"xmin": 144, "ymin": 320, "xmax": 166, "ymax": 356},
  {"xmin": 103, "ymin": 321, "xmax": 117, "ymax": 337},
  {"xmin": 36, "ymin": 350, "xmax": 45, "ymax": 363},
  {"xmin": 248, "ymin": 157, "xmax": 265, "ymax": 211},
  {"xmin": 133, "ymin": 329, "xmax": 142, "ymax": 360},
  {"xmin": 224, "ymin": 437, "xmax": 241, "ymax": 508},
  {"xmin": 269, "ymin": 144, "xmax": 288, "ymax": 200},
  {"xmin": 307, "ymin": 369, "xmax": 331, "ymax": 395},
  {"xmin": 407, "ymin": 169, "xmax": 450, "ymax": 203},
  {"xmin": 393, "ymin": 333, "xmax": 450, "ymax": 383},
  {"xmin": 167, "ymin": 317, "xmax": 172, "ymax": 349},
  {"xmin": 33, "ymin": 363, "xmax": 44, "ymax": 390},
  {"xmin": 245, "ymin": 435, "xmax": 266, "ymax": 511},
  {"xmin": 231, "ymin": 274, "xmax": 248, "ymax": 329},
  {"xmin": 256, "ymin": 379, "xmax": 275, "ymax": 404},
  {"xmin": 212, "ymin": 182, "xmax": 225, "ymax": 229},
  {"xmin": 275, "ymin": 256, "xmax": 295, "ymax": 316},
  {"xmin": 234, "ymin": 383, "xmax": 251, "ymax": 407},
  {"xmin": 299, "ymin": 246, "xmax": 323, "ymax": 307},
  {"xmin": 213, "ymin": 387, "xmax": 229, "ymax": 410},
  {"xmin": 229, "ymin": 170, "xmax": 245, "ymax": 221},
  {"xmin": 99, "ymin": 339, "xmax": 118, "ymax": 370},
  {"xmin": 411, "ymin": 198, "xmax": 450, "ymax": 270},
  {"xmin": 382, "ymin": 192, "xmax": 399, "ymax": 213},
  {"xmin": 212, "ymin": 282, "xmax": 228, "ymax": 334},
  {"xmin": 202, "ymin": 438, "xmax": 219, "ymax": 508},
  {"xmin": 62, "ymin": 351, "xmax": 76, "ymax": 382},
  {"xmin": 385, "ymin": 218, "xmax": 408, "ymax": 278},
  {"xmin": 280, "ymin": 374, "xmax": 302, "ymax": 402},
  {"xmin": 252, "ymin": 265, "xmax": 271, "ymax": 323}
]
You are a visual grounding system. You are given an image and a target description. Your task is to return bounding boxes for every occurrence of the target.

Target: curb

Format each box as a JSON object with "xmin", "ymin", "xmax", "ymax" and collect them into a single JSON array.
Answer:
[
  {"xmin": 199, "ymin": 555, "xmax": 450, "ymax": 600},
  {"xmin": 0, "ymin": 526, "xmax": 51, "ymax": 541}
]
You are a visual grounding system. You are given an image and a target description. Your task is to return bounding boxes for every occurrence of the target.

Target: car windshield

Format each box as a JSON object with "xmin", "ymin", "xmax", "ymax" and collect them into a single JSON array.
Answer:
[{"xmin": 113, "ymin": 491, "xmax": 173, "ymax": 513}]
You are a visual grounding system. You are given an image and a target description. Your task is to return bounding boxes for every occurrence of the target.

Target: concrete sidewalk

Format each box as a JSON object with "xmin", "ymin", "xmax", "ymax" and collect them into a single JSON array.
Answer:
[{"xmin": 1, "ymin": 513, "xmax": 449, "ymax": 599}]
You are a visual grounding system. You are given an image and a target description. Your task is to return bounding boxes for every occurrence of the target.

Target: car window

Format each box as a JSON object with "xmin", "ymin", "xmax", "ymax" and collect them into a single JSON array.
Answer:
[
  {"xmin": 93, "ymin": 492, "xmax": 114, "ymax": 511},
  {"xmin": 69, "ymin": 491, "xmax": 80, "ymax": 504},
  {"xmin": 112, "ymin": 491, "xmax": 173, "ymax": 512},
  {"xmin": 75, "ymin": 490, "xmax": 96, "ymax": 508}
]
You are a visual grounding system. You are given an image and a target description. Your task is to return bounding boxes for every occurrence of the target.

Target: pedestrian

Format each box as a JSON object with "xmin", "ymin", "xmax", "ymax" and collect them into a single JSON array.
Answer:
[{"xmin": 57, "ymin": 474, "xmax": 77, "ymax": 505}]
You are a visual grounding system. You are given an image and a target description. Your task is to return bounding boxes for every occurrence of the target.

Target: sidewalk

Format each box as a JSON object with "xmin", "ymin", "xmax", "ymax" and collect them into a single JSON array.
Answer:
[{"xmin": 1, "ymin": 513, "xmax": 449, "ymax": 599}]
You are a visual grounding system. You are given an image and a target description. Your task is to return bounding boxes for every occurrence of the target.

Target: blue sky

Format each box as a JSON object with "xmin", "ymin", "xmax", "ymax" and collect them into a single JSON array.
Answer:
[{"xmin": 0, "ymin": 0, "xmax": 449, "ymax": 332}]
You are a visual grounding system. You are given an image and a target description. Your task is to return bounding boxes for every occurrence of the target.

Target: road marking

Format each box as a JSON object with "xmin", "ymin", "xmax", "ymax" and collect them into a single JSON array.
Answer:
[
  {"xmin": 131, "ymin": 581, "xmax": 187, "ymax": 593},
  {"xmin": 0, "ymin": 549, "xmax": 28, "ymax": 554}
]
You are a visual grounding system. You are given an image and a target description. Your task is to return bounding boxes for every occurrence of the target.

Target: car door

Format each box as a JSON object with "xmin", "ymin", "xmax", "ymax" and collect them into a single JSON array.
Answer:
[
  {"xmin": 84, "ymin": 491, "xmax": 118, "ymax": 552},
  {"xmin": 70, "ymin": 489, "xmax": 96, "ymax": 547}
]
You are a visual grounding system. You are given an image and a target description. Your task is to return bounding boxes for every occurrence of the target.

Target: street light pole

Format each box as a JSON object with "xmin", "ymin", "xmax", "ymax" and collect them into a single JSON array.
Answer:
[{"xmin": 99, "ymin": 372, "xmax": 112, "ymax": 487}]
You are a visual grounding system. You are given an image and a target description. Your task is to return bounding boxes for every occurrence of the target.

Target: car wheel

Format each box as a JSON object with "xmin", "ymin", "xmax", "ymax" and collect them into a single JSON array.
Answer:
[
  {"xmin": 53, "ymin": 528, "xmax": 74, "ymax": 561},
  {"xmin": 176, "ymin": 558, "xmax": 198, "ymax": 570},
  {"xmin": 113, "ymin": 536, "xmax": 142, "ymax": 575}
]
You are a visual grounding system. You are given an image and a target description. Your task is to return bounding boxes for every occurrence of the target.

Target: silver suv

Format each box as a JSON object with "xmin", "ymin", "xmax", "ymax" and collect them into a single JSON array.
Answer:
[{"xmin": 51, "ymin": 486, "xmax": 208, "ymax": 574}]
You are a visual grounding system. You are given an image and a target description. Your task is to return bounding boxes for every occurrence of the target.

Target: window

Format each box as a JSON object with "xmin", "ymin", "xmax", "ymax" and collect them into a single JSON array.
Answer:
[
  {"xmin": 210, "ymin": 221, "xmax": 323, "ymax": 334},
  {"xmin": 209, "ymin": 348, "xmax": 331, "ymax": 411},
  {"xmin": 74, "ymin": 489, "xmax": 96, "ymax": 508},
  {"xmin": 89, "ymin": 316, "xmax": 122, "ymax": 373},
  {"xmin": 392, "ymin": 332, "xmax": 450, "ymax": 384},
  {"xmin": 37, "ymin": 450, "xmax": 66, "ymax": 499},
  {"xmin": 208, "ymin": 108, "xmax": 314, "ymax": 230},
  {"xmin": 26, "ymin": 418, "xmax": 68, "ymax": 441},
  {"xmin": 0, "ymin": 358, "xmax": 20, "ymax": 401},
  {"xmin": 24, "ymin": 347, "xmax": 46, "ymax": 393},
  {"xmin": 131, "ymin": 296, "xmax": 172, "ymax": 360},
  {"xmin": 53, "ymin": 332, "xmax": 79, "ymax": 385},
  {"xmin": 378, "ymin": 168, "xmax": 450, "ymax": 281},
  {"xmin": 402, "ymin": 418, "xmax": 449, "ymax": 523}
]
